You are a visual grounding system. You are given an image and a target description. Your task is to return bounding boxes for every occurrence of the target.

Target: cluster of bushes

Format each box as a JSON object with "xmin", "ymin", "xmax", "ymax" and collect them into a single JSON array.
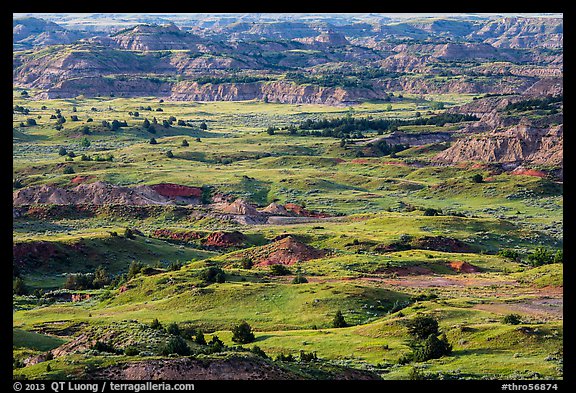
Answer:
[
  {"xmin": 81, "ymin": 319, "xmax": 262, "ymax": 359},
  {"xmin": 274, "ymin": 350, "xmax": 318, "ymax": 363},
  {"xmin": 198, "ymin": 266, "xmax": 226, "ymax": 284},
  {"xmin": 290, "ymin": 113, "xmax": 478, "ymax": 139},
  {"xmin": 151, "ymin": 319, "xmax": 249, "ymax": 356},
  {"xmin": 80, "ymin": 154, "xmax": 114, "ymax": 162},
  {"xmin": 101, "ymin": 119, "xmax": 127, "ymax": 131},
  {"xmin": 498, "ymin": 247, "xmax": 562, "ymax": 266},
  {"xmin": 194, "ymin": 74, "xmax": 272, "ymax": 85},
  {"xmin": 285, "ymin": 71, "xmax": 370, "ymax": 89},
  {"xmin": 18, "ymin": 118, "xmax": 37, "ymax": 127},
  {"xmin": 64, "ymin": 266, "xmax": 111, "ymax": 290},
  {"xmin": 270, "ymin": 264, "xmax": 291, "ymax": 276},
  {"xmin": 503, "ymin": 95, "xmax": 562, "ymax": 112},
  {"xmin": 370, "ymin": 140, "xmax": 409, "ymax": 157},
  {"xmin": 526, "ymin": 247, "xmax": 563, "ymax": 267},
  {"xmin": 13, "ymin": 105, "xmax": 30, "ymax": 115}
]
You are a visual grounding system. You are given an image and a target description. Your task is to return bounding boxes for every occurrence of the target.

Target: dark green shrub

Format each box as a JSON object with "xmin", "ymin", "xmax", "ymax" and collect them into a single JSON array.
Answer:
[
  {"xmin": 179, "ymin": 326, "xmax": 197, "ymax": 340},
  {"xmin": 13, "ymin": 178, "xmax": 24, "ymax": 189},
  {"xmin": 124, "ymin": 228, "xmax": 136, "ymax": 239},
  {"xmin": 194, "ymin": 330, "xmax": 206, "ymax": 345},
  {"xmin": 150, "ymin": 318, "xmax": 163, "ymax": 330},
  {"xmin": 527, "ymin": 247, "xmax": 556, "ymax": 267},
  {"xmin": 410, "ymin": 334, "xmax": 452, "ymax": 362},
  {"xmin": 423, "ymin": 208, "xmax": 440, "ymax": 216},
  {"xmin": 404, "ymin": 315, "xmax": 439, "ymax": 340},
  {"xmin": 270, "ymin": 264, "xmax": 291, "ymax": 276},
  {"xmin": 127, "ymin": 261, "xmax": 144, "ymax": 279},
  {"xmin": 166, "ymin": 323, "xmax": 181, "ymax": 336},
  {"xmin": 161, "ymin": 336, "xmax": 190, "ymax": 356},
  {"xmin": 199, "ymin": 266, "xmax": 226, "ymax": 283},
  {"xmin": 471, "ymin": 174, "xmax": 484, "ymax": 183},
  {"xmin": 13, "ymin": 277, "xmax": 27, "ymax": 295},
  {"xmin": 240, "ymin": 258, "xmax": 253, "ymax": 269},
  {"xmin": 124, "ymin": 346, "xmax": 139, "ymax": 356},
  {"xmin": 275, "ymin": 353, "xmax": 295, "ymax": 362},
  {"xmin": 498, "ymin": 249, "xmax": 520, "ymax": 261},
  {"xmin": 207, "ymin": 335, "xmax": 225, "ymax": 353},
  {"xmin": 251, "ymin": 345, "xmax": 268, "ymax": 359},
  {"xmin": 291, "ymin": 275, "xmax": 308, "ymax": 284},
  {"xmin": 332, "ymin": 310, "xmax": 347, "ymax": 328},
  {"xmin": 503, "ymin": 314, "xmax": 522, "ymax": 325},
  {"xmin": 299, "ymin": 350, "xmax": 318, "ymax": 362},
  {"xmin": 231, "ymin": 321, "xmax": 255, "ymax": 344},
  {"xmin": 92, "ymin": 341, "xmax": 118, "ymax": 354}
]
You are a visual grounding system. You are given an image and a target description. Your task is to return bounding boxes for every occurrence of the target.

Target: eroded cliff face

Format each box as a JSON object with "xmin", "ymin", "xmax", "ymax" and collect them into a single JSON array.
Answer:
[
  {"xmin": 470, "ymin": 17, "xmax": 563, "ymax": 49},
  {"xmin": 169, "ymin": 81, "xmax": 384, "ymax": 105},
  {"xmin": 433, "ymin": 123, "xmax": 563, "ymax": 167}
]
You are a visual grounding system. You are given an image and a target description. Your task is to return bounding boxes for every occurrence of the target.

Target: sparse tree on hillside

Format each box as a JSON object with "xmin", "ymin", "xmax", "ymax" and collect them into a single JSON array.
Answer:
[
  {"xmin": 333, "ymin": 310, "xmax": 347, "ymax": 328},
  {"xmin": 161, "ymin": 336, "xmax": 190, "ymax": 356},
  {"xmin": 471, "ymin": 174, "xmax": 484, "ymax": 183},
  {"xmin": 231, "ymin": 321, "xmax": 255, "ymax": 344},
  {"xmin": 404, "ymin": 315, "xmax": 439, "ymax": 340}
]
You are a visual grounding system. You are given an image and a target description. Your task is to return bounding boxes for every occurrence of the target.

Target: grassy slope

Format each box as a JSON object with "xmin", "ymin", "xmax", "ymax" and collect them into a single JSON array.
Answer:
[{"xmin": 13, "ymin": 95, "xmax": 563, "ymax": 379}]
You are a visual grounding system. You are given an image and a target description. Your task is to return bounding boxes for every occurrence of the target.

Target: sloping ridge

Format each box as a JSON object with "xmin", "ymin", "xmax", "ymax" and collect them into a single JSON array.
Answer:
[
  {"xmin": 88, "ymin": 354, "xmax": 381, "ymax": 380},
  {"xmin": 13, "ymin": 181, "xmax": 202, "ymax": 206},
  {"xmin": 89, "ymin": 355, "xmax": 301, "ymax": 380}
]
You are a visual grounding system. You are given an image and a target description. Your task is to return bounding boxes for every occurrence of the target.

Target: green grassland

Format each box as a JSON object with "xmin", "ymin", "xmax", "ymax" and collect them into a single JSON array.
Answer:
[{"xmin": 13, "ymin": 93, "xmax": 562, "ymax": 380}]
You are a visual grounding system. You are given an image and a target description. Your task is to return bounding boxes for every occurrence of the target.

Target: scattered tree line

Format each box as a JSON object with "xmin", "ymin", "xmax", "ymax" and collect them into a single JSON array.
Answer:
[
  {"xmin": 290, "ymin": 112, "xmax": 479, "ymax": 139},
  {"xmin": 498, "ymin": 247, "xmax": 563, "ymax": 267},
  {"xmin": 64, "ymin": 266, "xmax": 111, "ymax": 290},
  {"xmin": 503, "ymin": 95, "xmax": 562, "ymax": 112},
  {"xmin": 13, "ymin": 105, "xmax": 30, "ymax": 115},
  {"xmin": 284, "ymin": 69, "xmax": 403, "ymax": 91},
  {"xmin": 194, "ymin": 74, "xmax": 272, "ymax": 85}
]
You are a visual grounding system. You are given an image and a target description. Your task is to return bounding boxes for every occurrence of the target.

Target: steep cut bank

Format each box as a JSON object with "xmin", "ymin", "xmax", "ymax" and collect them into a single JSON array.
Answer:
[
  {"xmin": 433, "ymin": 123, "xmax": 563, "ymax": 168},
  {"xmin": 13, "ymin": 181, "xmax": 203, "ymax": 206},
  {"xmin": 88, "ymin": 354, "xmax": 382, "ymax": 380}
]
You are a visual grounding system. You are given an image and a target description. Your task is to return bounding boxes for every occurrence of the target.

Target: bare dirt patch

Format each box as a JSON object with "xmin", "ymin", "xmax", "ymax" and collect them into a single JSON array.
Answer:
[
  {"xmin": 239, "ymin": 236, "xmax": 327, "ymax": 266},
  {"xmin": 202, "ymin": 231, "xmax": 247, "ymax": 248},
  {"xmin": 448, "ymin": 261, "xmax": 481, "ymax": 273}
]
